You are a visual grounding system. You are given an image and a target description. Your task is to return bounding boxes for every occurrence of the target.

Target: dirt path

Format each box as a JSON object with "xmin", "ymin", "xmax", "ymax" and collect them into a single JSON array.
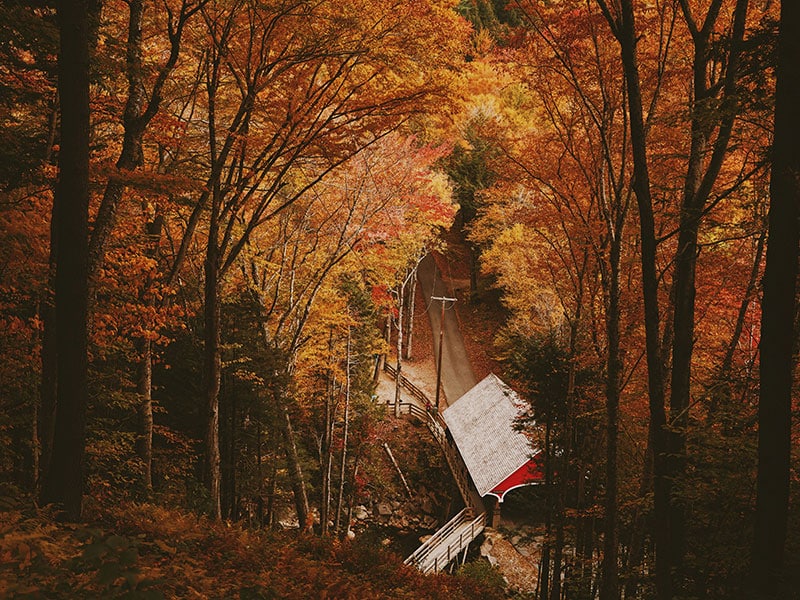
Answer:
[{"xmin": 416, "ymin": 254, "xmax": 477, "ymax": 408}]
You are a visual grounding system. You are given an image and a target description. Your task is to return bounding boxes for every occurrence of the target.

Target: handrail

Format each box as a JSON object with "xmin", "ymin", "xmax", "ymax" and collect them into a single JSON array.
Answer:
[
  {"xmin": 408, "ymin": 510, "xmax": 487, "ymax": 574},
  {"xmin": 383, "ymin": 362, "xmax": 488, "ymax": 572},
  {"xmin": 390, "ymin": 399, "xmax": 475, "ymax": 511},
  {"xmin": 427, "ymin": 512, "xmax": 487, "ymax": 574},
  {"xmin": 404, "ymin": 507, "xmax": 470, "ymax": 566},
  {"xmin": 384, "ymin": 362, "xmax": 429, "ymax": 405}
]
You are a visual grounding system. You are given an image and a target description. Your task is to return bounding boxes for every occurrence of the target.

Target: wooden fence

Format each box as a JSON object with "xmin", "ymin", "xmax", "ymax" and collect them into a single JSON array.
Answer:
[{"xmin": 383, "ymin": 362, "xmax": 429, "ymax": 405}]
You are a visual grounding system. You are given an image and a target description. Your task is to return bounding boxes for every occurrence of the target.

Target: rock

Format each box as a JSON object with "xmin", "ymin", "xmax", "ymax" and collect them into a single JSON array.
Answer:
[
  {"xmin": 421, "ymin": 497, "xmax": 434, "ymax": 514},
  {"xmin": 422, "ymin": 515, "xmax": 438, "ymax": 529},
  {"xmin": 376, "ymin": 502, "xmax": 393, "ymax": 517},
  {"xmin": 391, "ymin": 501, "xmax": 401, "ymax": 511},
  {"xmin": 389, "ymin": 515, "xmax": 404, "ymax": 528},
  {"xmin": 480, "ymin": 537, "xmax": 494, "ymax": 556},
  {"xmin": 487, "ymin": 555, "xmax": 498, "ymax": 567},
  {"xmin": 518, "ymin": 546, "xmax": 532, "ymax": 558},
  {"xmin": 419, "ymin": 534, "xmax": 432, "ymax": 544},
  {"xmin": 354, "ymin": 505, "xmax": 369, "ymax": 520},
  {"xmin": 346, "ymin": 530, "xmax": 356, "ymax": 540},
  {"xmin": 277, "ymin": 518, "xmax": 299, "ymax": 530},
  {"xmin": 511, "ymin": 535, "xmax": 522, "ymax": 546}
]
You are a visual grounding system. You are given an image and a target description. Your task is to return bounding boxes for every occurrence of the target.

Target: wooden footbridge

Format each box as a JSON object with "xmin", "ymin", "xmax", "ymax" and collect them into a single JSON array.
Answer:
[
  {"xmin": 404, "ymin": 507, "xmax": 486, "ymax": 574},
  {"xmin": 384, "ymin": 363, "xmax": 487, "ymax": 574}
]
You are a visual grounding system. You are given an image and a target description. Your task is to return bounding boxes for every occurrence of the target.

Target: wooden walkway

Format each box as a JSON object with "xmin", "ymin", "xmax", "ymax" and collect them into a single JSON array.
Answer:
[
  {"xmin": 403, "ymin": 507, "xmax": 486, "ymax": 574},
  {"xmin": 384, "ymin": 363, "xmax": 487, "ymax": 574}
]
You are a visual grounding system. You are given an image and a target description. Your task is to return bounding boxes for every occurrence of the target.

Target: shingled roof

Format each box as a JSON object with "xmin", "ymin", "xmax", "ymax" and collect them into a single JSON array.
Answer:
[{"xmin": 441, "ymin": 373, "xmax": 536, "ymax": 497}]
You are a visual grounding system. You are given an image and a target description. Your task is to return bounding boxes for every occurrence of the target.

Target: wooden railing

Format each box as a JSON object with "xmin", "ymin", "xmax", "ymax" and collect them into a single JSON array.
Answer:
[
  {"xmin": 382, "ymin": 361, "xmax": 478, "ymax": 512},
  {"xmin": 404, "ymin": 508, "xmax": 470, "ymax": 568},
  {"xmin": 383, "ymin": 358, "xmax": 487, "ymax": 572},
  {"xmin": 383, "ymin": 362, "xmax": 429, "ymax": 405},
  {"xmin": 404, "ymin": 509, "xmax": 487, "ymax": 574}
]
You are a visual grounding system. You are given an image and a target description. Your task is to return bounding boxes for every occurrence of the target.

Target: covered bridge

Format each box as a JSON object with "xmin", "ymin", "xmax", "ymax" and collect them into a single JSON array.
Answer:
[{"xmin": 441, "ymin": 373, "xmax": 544, "ymax": 525}]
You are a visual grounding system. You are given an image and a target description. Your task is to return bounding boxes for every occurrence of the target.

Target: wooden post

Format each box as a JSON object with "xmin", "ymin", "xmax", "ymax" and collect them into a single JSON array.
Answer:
[
  {"xmin": 491, "ymin": 496, "xmax": 501, "ymax": 528},
  {"xmin": 431, "ymin": 295, "xmax": 456, "ymax": 411}
]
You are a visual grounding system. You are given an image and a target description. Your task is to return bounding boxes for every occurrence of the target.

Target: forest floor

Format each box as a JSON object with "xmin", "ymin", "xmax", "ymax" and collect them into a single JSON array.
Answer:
[{"xmin": 0, "ymin": 493, "xmax": 505, "ymax": 599}]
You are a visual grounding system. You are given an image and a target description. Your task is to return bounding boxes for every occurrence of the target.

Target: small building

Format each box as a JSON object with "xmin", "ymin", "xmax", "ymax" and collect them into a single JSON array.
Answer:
[{"xmin": 441, "ymin": 373, "xmax": 544, "ymax": 526}]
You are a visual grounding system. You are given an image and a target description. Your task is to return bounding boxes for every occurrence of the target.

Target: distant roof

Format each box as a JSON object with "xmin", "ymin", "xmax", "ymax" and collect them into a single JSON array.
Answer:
[{"xmin": 441, "ymin": 373, "xmax": 537, "ymax": 497}]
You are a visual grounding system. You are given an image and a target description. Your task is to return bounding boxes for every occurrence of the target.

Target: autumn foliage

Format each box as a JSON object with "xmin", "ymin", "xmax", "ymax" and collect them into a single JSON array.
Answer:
[{"xmin": 1, "ymin": 0, "xmax": 799, "ymax": 598}]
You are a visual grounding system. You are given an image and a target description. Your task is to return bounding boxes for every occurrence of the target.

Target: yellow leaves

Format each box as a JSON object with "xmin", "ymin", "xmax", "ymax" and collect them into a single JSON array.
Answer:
[{"xmin": 481, "ymin": 222, "xmax": 564, "ymax": 334}]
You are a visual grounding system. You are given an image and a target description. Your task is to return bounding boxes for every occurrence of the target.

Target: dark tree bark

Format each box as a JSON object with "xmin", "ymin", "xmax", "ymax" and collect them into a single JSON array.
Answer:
[
  {"xmin": 280, "ymin": 402, "xmax": 312, "ymax": 532},
  {"xmin": 666, "ymin": 2, "xmax": 749, "ymax": 579},
  {"xmin": 539, "ymin": 415, "xmax": 552, "ymax": 600},
  {"xmin": 134, "ymin": 211, "xmax": 162, "ymax": 490},
  {"xmin": 203, "ymin": 239, "xmax": 222, "ymax": 520},
  {"xmin": 751, "ymin": 1, "xmax": 800, "ymax": 595},
  {"xmin": 87, "ymin": 0, "xmax": 202, "ymax": 279},
  {"xmin": 335, "ymin": 327, "xmax": 351, "ymax": 535},
  {"xmin": 623, "ymin": 441, "xmax": 654, "ymax": 600},
  {"xmin": 135, "ymin": 337, "xmax": 153, "ymax": 489},
  {"xmin": 600, "ymin": 234, "xmax": 622, "ymax": 600},
  {"xmin": 612, "ymin": 3, "xmax": 672, "ymax": 596},
  {"xmin": 550, "ymin": 317, "xmax": 580, "ymax": 600},
  {"xmin": 591, "ymin": 1, "xmax": 676, "ymax": 595},
  {"xmin": 39, "ymin": 0, "xmax": 90, "ymax": 521}
]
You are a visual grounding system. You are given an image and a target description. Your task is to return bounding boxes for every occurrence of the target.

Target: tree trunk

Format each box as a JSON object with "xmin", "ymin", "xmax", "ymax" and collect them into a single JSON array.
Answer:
[
  {"xmin": 539, "ymin": 415, "xmax": 553, "ymax": 600},
  {"xmin": 614, "ymin": 3, "xmax": 671, "ymax": 597},
  {"xmin": 321, "ymin": 337, "xmax": 335, "ymax": 536},
  {"xmin": 551, "ymin": 313, "xmax": 582, "ymax": 600},
  {"xmin": 220, "ymin": 374, "xmax": 237, "ymax": 520},
  {"xmin": 280, "ymin": 401, "xmax": 312, "ymax": 532},
  {"xmin": 335, "ymin": 327, "xmax": 351, "ymax": 535},
  {"xmin": 469, "ymin": 243, "xmax": 479, "ymax": 300},
  {"xmin": 346, "ymin": 457, "xmax": 361, "ymax": 538},
  {"xmin": 87, "ymin": 0, "xmax": 193, "ymax": 280},
  {"xmin": 39, "ymin": 0, "xmax": 90, "ymax": 521},
  {"xmin": 135, "ymin": 337, "xmax": 153, "ymax": 489},
  {"xmin": 707, "ymin": 228, "xmax": 766, "ymax": 426},
  {"xmin": 668, "ymin": 3, "xmax": 749, "ymax": 589},
  {"xmin": 229, "ymin": 389, "xmax": 238, "ymax": 520},
  {"xmin": 752, "ymin": 2, "xmax": 800, "ymax": 594},
  {"xmin": 665, "ymin": 209, "xmax": 699, "ymax": 576},
  {"xmin": 265, "ymin": 460, "xmax": 277, "ymax": 528},
  {"xmin": 394, "ymin": 281, "xmax": 404, "ymax": 417},
  {"xmin": 405, "ymin": 270, "xmax": 417, "ymax": 360},
  {"xmin": 601, "ymin": 236, "xmax": 622, "ymax": 600},
  {"xmin": 203, "ymin": 242, "xmax": 222, "ymax": 520},
  {"xmin": 623, "ymin": 441, "xmax": 654, "ymax": 600},
  {"xmin": 134, "ymin": 210, "xmax": 162, "ymax": 490},
  {"xmin": 87, "ymin": 0, "xmax": 146, "ymax": 280},
  {"xmin": 256, "ymin": 422, "xmax": 263, "ymax": 524}
]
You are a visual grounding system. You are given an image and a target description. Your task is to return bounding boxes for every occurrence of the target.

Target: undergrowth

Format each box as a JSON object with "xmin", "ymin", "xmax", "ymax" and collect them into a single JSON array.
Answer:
[{"xmin": 0, "ymin": 490, "xmax": 504, "ymax": 599}]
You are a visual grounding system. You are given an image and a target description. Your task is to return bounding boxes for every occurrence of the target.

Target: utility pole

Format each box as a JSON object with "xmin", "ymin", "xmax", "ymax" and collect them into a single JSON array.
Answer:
[{"xmin": 431, "ymin": 295, "xmax": 456, "ymax": 411}]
